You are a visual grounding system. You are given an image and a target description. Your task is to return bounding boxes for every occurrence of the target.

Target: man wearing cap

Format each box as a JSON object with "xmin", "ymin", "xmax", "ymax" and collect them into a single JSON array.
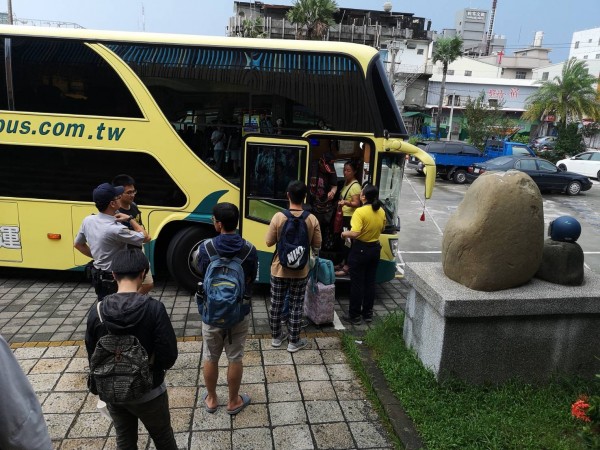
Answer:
[{"xmin": 74, "ymin": 183, "xmax": 151, "ymax": 301}]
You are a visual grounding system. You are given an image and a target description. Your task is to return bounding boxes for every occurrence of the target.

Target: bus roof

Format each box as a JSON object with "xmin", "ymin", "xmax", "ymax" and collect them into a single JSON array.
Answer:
[{"xmin": 0, "ymin": 25, "xmax": 379, "ymax": 71}]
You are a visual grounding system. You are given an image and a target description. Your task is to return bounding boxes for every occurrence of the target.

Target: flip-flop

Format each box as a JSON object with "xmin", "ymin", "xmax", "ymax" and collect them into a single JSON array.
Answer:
[
  {"xmin": 227, "ymin": 393, "xmax": 251, "ymax": 415},
  {"xmin": 202, "ymin": 391, "xmax": 218, "ymax": 414}
]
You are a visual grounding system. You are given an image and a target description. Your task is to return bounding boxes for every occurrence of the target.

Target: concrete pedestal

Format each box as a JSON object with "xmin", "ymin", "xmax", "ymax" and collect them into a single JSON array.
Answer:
[{"xmin": 403, "ymin": 262, "xmax": 600, "ymax": 384}]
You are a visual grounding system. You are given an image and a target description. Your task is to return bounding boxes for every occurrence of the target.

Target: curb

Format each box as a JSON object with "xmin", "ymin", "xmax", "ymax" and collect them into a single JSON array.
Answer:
[{"xmin": 357, "ymin": 338, "xmax": 425, "ymax": 450}]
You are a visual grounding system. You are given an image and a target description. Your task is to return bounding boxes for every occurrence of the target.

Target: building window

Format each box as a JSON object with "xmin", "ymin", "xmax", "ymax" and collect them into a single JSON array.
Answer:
[
  {"xmin": 584, "ymin": 55, "xmax": 589, "ymax": 60},
  {"xmin": 417, "ymin": 48, "xmax": 424, "ymax": 55},
  {"xmin": 446, "ymin": 94, "xmax": 460, "ymax": 106},
  {"xmin": 516, "ymin": 71, "xmax": 526, "ymax": 79},
  {"xmin": 464, "ymin": 70, "xmax": 472, "ymax": 76},
  {"xmin": 589, "ymin": 39, "xmax": 593, "ymax": 43},
  {"xmin": 488, "ymin": 99, "xmax": 498, "ymax": 107},
  {"xmin": 501, "ymin": 68, "xmax": 505, "ymax": 75},
  {"xmin": 574, "ymin": 41, "xmax": 580, "ymax": 49},
  {"xmin": 541, "ymin": 72, "xmax": 549, "ymax": 81},
  {"xmin": 596, "ymin": 54, "xmax": 600, "ymax": 59},
  {"xmin": 447, "ymin": 69, "xmax": 455, "ymax": 75}
]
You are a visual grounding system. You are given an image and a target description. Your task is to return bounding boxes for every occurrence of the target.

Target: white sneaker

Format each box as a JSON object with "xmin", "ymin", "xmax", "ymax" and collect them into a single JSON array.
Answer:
[
  {"xmin": 287, "ymin": 338, "xmax": 308, "ymax": 353},
  {"xmin": 271, "ymin": 332, "xmax": 288, "ymax": 348}
]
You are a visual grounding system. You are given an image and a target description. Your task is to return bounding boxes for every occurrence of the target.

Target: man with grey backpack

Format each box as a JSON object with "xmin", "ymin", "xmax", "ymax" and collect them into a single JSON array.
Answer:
[{"xmin": 85, "ymin": 248, "xmax": 178, "ymax": 450}]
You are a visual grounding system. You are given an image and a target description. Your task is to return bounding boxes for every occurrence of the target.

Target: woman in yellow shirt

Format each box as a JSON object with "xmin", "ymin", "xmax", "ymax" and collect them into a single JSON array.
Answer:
[{"xmin": 340, "ymin": 184, "xmax": 386, "ymax": 324}]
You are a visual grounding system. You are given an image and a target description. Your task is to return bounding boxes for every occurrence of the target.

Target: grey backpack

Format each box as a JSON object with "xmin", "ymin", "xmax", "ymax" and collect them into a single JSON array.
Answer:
[{"xmin": 88, "ymin": 302, "xmax": 153, "ymax": 403}]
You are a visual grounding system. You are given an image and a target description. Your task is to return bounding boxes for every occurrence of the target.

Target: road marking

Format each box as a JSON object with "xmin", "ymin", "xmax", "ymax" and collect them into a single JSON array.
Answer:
[
  {"xmin": 404, "ymin": 175, "xmax": 444, "ymax": 236},
  {"xmin": 333, "ymin": 311, "xmax": 346, "ymax": 330}
]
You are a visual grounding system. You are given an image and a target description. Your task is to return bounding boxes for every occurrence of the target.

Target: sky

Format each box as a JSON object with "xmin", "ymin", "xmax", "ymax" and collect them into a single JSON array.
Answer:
[{"xmin": 6, "ymin": 0, "xmax": 600, "ymax": 63}]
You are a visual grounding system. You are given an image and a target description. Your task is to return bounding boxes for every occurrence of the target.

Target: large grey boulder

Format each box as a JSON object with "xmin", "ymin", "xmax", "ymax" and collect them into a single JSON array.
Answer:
[
  {"xmin": 535, "ymin": 239, "xmax": 584, "ymax": 285},
  {"xmin": 442, "ymin": 170, "xmax": 544, "ymax": 291}
]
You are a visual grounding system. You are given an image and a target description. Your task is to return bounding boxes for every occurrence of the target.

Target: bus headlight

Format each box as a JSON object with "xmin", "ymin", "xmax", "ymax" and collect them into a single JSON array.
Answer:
[{"xmin": 389, "ymin": 238, "xmax": 399, "ymax": 259}]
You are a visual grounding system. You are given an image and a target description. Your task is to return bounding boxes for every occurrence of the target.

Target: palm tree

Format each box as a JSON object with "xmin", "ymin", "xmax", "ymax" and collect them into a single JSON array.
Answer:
[
  {"xmin": 524, "ymin": 58, "xmax": 600, "ymax": 127},
  {"xmin": 286, "ymin": 0, "xmax": 338, "ymax": 40},
  {"xmin": 431, "ymin": 36, "xmax": 463, "ymax": 140}
]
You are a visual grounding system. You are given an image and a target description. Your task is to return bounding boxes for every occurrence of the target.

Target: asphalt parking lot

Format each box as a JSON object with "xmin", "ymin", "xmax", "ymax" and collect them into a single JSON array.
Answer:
[{"xmin": 397, "ymin": 170, "xmax": 600, "ymax": 275}]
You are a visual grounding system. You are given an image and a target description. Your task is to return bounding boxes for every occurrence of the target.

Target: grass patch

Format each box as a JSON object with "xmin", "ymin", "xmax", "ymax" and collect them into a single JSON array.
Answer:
[{"xmin": 362, "ymin": 312, "xmax": 597, "ymax": 450}]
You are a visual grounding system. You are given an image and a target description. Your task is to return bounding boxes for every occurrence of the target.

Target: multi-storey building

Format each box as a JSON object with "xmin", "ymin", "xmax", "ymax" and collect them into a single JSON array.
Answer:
[{"xmin": 570, "ymin": 27, "xmax": 600, "ymax": 61}]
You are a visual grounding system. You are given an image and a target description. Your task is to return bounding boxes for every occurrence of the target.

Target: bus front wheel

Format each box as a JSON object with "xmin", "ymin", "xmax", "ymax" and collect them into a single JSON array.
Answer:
[{"xmin": 166, "ymin": 227, "xmax": 211, "ymax": 293}]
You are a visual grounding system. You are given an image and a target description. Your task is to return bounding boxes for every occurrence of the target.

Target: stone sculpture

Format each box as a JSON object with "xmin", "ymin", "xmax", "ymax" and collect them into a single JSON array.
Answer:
[{"xmin": 442, "ymin": 170, "xmax": 544, "ymax": 291}]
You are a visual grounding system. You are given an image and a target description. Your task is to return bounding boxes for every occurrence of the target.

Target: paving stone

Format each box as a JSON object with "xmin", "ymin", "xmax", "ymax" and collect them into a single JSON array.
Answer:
[
  {"xmin": 168, "ymin": 386, "xmax": 198, "ymax": 408},
  {"xmin": 240, "ymin": 383, "xmax": 267, "ymax": 405},
  {"xmin": 231, "ymin": 427, "xmax": 273, "ymax": 450},
  {"xmin": 300, "ymin": 380, "xmax": 337, "ymax": 401},
  {"xmin": 55, "ymin": 372, "xmax": 88, "ymax": 391},
  {"xmin": 321, "ymin": 349, "xmax": 348, "ymax": 364},
  {"xmin": 291, "ymin": 349, "xmax": 324, "ymax": 365},
  {"xmin": 30, "ymin": 357, "xmax": 71, "ymax": 374},
  {"xmin": 191, "ymin": 406, "xmax": 232, "ymax": 431},
  {"xmin": 326, "ymin": 363, "xmax": 355, "ymax": 381},
  {"xmin": 68, "ymin": 412, "xmax": 112, "ymax": 438},
  {"xmin": 268, "ymin": 382, "xmax": 302, "ymax": 403},
  {"xmin": 231, "ymin": 403, "xmax": 269, "ymax": 428},
  {"xmin": 262, "ymin": 350, "xmax": 294, "ymax": 365},
  {"xmin": 177, "ymin": 340, "xmax": 202, "ymax": 353},
  {"xmin": 332, "ymin": 379, "xmax": 366, "ymax": 401},
  {"xmin": 306, "ymin": 400, "xmax": 345, "ymax": 424},
  {"xmin": 27, "ymin": 373, "xmax": 61, "ymax": 392},
  {"xmin": 66, "ymin": 357, "xmax": 89, "ymax": 373},
  {"xmin": 42, "ymin": 391, "xmax": 87, "ymax": 414},
  {"xmin": 170, "ymin": 408, "xmax": 193, "ymax": 433},
  {"xmin": 340, "ymin": 400, "xmax": 379, "ymax": 422},
  {"xmin": 241, "ymin": 365, "xmax": 265, "ymax": 384},
  {"xmin": 165, "ymin": 369, "xmax": 200, "ymax": 387},
  {"xmin": 190, "ymin": 430, "xmax": 231, "ymax": 449},
  {"xmin": 171, "ymin": 352, "xmax": 201, "ymax": 370},
  {"xmin": 272, "ymin": 424, "xmax": 314, "ymax": 450},
  {"xmin": 17, "ymin": 358, "xmax": 37, "ymax": 374},
  {"xmin": 296, "ymin": 364, "xmax": 329, "ymax": 382},
  {"xmin": 350, "ymin": 421, "xmax": 392, "ymax": 448},
  {"xmin": 58, "ymin": 438, "xmax": 106, "ymax": 449},
  {"xmin": 269, "ymin": 401, "xmax": 308, "ymax": 426},
  {"xmin": 44, "ymin": 413, "xmax": 76, "ymax": 440},
  {"xmin": 311, "ymin": 422, "xmax": 354, "ymax": 449},
  {"xmin": 265, "ymin": 365, "xmax": 297, "ymax": 383},
  {"xmin": 243, "ymin": 350, "xmax": 262, "ymax": 366}
]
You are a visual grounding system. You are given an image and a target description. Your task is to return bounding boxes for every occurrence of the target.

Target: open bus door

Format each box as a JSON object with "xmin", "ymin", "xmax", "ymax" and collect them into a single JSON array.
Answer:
[{"xmin": 241, "ymin": 136, "xmax": 309, "ymax": 282}]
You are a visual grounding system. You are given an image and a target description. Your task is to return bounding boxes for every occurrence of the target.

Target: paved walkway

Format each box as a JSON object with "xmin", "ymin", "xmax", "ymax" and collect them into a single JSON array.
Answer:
[{"xmin": 0, "ymin": 270, "xmax": 410, "ymax": 449}]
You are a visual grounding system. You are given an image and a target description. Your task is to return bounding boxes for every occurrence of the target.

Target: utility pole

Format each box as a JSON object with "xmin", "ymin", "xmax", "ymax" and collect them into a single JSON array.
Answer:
[
  {"xmin": 7, "ymin": 0, "xmax": 13, "ymax": 24},
  {"xmin": 447, "ymin": 91, "xmax": 455, "ymax": 141}
]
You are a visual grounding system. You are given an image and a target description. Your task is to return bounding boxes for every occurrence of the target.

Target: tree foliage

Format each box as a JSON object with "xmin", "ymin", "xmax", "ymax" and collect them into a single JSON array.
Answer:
[
  {"xmin": 286, "ymin": 0, "xmax": 338, "ymax": 40},
  {"xmin": 241, "ymin": 17, "xmax": 266, "ymax": 38},
  {"xmin": 523, "ymin": 58, "xmax": 600, "ymax": 127},
  {"xmin": 462, "ymin": 91, "xmax": 518, "ymax": 149},
  {"xmin": 431, "ymin": 36, "xmax": 463, "ymax": 140}
]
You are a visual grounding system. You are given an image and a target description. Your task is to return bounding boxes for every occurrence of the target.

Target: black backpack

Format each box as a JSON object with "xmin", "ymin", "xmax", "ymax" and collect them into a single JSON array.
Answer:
[
  {"xmin": 277, "ymin": 210, "xmax": 310, "ymax": 270},
  {"xmin": 88, "ymin": 302, "xmax": 153, "ymax": 403}
]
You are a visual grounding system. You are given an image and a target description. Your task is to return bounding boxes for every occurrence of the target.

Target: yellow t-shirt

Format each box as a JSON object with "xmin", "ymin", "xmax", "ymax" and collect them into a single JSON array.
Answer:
[
  {"xmin": 350, "ymin": 204, "xmax": 386, "ymax": 243},
  {"xmin": 340, "ymin": 181, "xmax": 361, "ymax": 217}
]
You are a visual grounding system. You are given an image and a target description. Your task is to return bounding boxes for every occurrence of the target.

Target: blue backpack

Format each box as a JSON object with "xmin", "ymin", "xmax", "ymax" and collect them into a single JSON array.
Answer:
[
  {"xmin": 278, "ymin": 210, "xmax": 310, "ymax": 270},
  {"xmin": 201, "ymin": 239, "xmax": 253, "ymax": 329}
]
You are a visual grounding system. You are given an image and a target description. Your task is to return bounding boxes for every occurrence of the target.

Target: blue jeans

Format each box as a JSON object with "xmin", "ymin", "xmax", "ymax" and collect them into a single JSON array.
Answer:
[
  {"xmin": 107, "ymin": 391, "xmax": 177, "ymax": 450},
  {"xmin": 348, "ymin": 240, "xmax": 381, "ymax": 319}
]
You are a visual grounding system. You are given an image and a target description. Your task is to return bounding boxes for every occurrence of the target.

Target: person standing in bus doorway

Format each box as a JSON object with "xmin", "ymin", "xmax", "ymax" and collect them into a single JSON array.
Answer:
[
  {"xmin": 308, "ymin": 152, "xmax": 338, "ymax": 249},
  {"xmin": 211, "ymin": 125, "xmax": 227, "ymax": 173},
  {"xmin": 266, "ymin": 181, "xmax": 321, "ymax": 352},
  {"xmin": 196, "ymin": 202, "xmax": 257, "ymax": 415},
  {"xmin": 112, "ymin": 174, "xmax": 155, "ymax": 295},
  {"xmin": 340, "ymin": 184, "xmax": 386, "ymax": 325},
  {"xmin": 74, "ymin": 183, "xmax": 151, "ymax": 301},
  {"xmin": 85, "ymin": 249, "xmax": 178, "ymax": 450},
  {"xmin": 227, "ymin": 116, "xmax": 243, "ymax": 178}
]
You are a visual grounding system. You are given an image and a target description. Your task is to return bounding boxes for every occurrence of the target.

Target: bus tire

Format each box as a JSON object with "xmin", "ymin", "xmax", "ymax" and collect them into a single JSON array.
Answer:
[{"xmin": 166, "ymin": 227, "xmax": 211, "ymax": 293}]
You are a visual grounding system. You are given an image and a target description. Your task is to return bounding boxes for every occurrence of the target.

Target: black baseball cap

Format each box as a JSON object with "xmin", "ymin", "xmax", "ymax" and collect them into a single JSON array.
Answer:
[{"xmin": 93, "ymin": 183, "xmax": 124, "ymax": 205}]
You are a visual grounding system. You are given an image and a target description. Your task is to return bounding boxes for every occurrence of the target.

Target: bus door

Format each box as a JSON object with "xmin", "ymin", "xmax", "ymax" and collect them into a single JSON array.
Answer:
[{"xmin": 241, "ymin": 136, "xmax": 308, "ymax": 282}]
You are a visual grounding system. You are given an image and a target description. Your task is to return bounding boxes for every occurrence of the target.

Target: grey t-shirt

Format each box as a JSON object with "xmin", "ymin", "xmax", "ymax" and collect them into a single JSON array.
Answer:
[{"xmin": 74, "ymin": 212, "xmax": 145, "ymax": 271}]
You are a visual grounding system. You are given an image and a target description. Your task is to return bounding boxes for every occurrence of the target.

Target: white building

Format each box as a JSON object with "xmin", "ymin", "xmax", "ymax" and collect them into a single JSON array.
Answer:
[{"xmin": 569, "ymin": 27, "xmax": 600, "ymax": 61}]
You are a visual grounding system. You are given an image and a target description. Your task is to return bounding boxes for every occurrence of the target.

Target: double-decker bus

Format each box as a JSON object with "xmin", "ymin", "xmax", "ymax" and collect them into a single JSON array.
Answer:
[{"xmin": 0, "ymin": 25, "xmax": 435, "ymax": 292}]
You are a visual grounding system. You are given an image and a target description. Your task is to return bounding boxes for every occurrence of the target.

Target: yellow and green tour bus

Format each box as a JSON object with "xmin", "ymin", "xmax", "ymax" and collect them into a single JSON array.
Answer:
[{"xmin": 0, "ymin": 25, "xmax": 435, "ymax": 292}]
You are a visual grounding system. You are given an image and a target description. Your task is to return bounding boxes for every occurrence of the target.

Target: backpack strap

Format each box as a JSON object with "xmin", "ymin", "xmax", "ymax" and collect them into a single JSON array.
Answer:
[
  {"xmin": 204, "ymin": 239, "xmax": 221, "ymax": 263},
  {"xmin": 96, "ymin": 302, "xmax": 111, "ymax": 335},
  {"xmin": 232, "ymin": 241, "xmax": 254, "ymax": 265}
]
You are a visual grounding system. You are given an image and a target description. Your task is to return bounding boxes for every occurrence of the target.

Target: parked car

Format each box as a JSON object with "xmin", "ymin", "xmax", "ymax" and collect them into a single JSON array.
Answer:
[
  {"xmin": 556, "ymin": 150, "xmax": 600, "ymax": 180},
  {"xmin": 466, "ymin": 155, "xmax": 593, "ymax": 195},
  {"xmin": 531, "ymin": 136, "xmax": 557, "ymax": 150}
]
